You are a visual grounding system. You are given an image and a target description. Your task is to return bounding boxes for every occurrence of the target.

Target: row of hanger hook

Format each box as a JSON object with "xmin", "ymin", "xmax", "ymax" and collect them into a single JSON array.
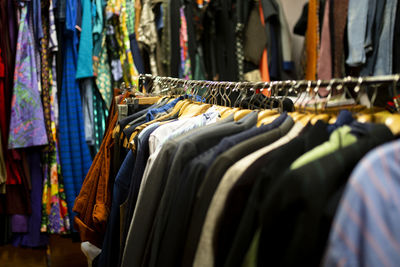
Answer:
[{"xmin": 135, "ymin": 74, "xmax": 400, "ymax": 111}]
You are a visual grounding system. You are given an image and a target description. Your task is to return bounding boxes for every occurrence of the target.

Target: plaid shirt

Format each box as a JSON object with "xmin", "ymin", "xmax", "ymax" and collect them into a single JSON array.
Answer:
[{"xmin": 59, "ymin": 15, "xmax": 92, "ymax": 225}]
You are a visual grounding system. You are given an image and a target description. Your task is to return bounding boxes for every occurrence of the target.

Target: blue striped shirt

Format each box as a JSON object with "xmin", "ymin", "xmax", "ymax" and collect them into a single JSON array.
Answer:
[{"xmin": 323, "ymin": 139, "xmax": 400, "ymax": 267}]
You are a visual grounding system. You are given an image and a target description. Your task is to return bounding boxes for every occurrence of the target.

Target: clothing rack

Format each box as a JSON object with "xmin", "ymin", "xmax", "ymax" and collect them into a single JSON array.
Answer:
[
  {"xmin": 135, "ymin": 73, "xmax": 400, "ymax": 111},
  {"xmin": 137, "ymin": 73, "xmax": 400, "ymax": 91}
]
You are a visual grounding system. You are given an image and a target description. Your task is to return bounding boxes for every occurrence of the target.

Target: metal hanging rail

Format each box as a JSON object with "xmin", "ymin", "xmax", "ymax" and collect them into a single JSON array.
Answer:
[{"xmin": 137, "ymin": 73, "xmax": 400, "ymax": 91}]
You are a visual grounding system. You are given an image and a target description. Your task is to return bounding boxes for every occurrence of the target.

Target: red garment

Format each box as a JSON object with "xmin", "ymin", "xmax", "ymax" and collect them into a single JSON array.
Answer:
[
  {"xmin": 0, "ymin": 1, "xmax": 31, "ymax": 216},
  {"xmin": 0, "ymin": 46, "xmax": 22, "ymax": 185},
  {"xmin": 0, "ymin": 47, "xmax": 7, "ymax": 140},
  {"xmin": 0, "ymin": 48, "xmax": 30, "ymax": 215}
]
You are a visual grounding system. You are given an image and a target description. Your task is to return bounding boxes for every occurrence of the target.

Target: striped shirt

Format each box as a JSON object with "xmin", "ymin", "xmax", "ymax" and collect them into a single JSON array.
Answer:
[{"xmin": 323, "ymin": 139, "xmax": 400, "ymax": 267}]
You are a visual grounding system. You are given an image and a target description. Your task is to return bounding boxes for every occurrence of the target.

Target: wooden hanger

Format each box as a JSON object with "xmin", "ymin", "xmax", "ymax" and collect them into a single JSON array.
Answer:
[
  {"xmin": 179, "ymin": 80, "xmax": 216, "ymax": 118},
  {"xmin": 378, "ymin": 113, "xmax": 400, "ymax": 135},
  {"xmin": 258, "ymin": 113, "xmax": 280, "ymax": 126},
  {"xmin": 221, "ymin": 107, "xmax": 239, "ymax": 119},
  {"xmin": 233, "ymin": 109, "xmax": 253, "ymax": 121},
  {"xmin": 179, "ymin": 102, "xmax": 212, "ymax": 118},
  {"xmin": 214, "ymin": 105, "xmax": 233, "ymax": 116},
  {"xmin": 359, "ymin": 110, "xmax": 400, "ymax": 135},
  {"xmin": 310, "ymin": 113, "xmax": 330, "ymax": 124},
  {"xmin": 257, "ymin": 109, "xmax": 278, "ymax": 124}
]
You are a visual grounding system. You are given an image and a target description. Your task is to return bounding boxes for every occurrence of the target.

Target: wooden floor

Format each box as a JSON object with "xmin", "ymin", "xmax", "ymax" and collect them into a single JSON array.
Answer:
[{"xmin": 0, "ymin": 235, "xmax": 87, "ymax": 267}]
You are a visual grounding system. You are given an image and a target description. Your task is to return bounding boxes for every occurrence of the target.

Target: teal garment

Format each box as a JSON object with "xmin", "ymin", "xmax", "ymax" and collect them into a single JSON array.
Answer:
[
  {"xmin": 290, "ymin": 126, "xmax": 357, "ymax": 170},
  {"xmin": 92, "ymin": 0, "xmax": 104, "ymax": 57},
  {"xmin": 92, "ymin": 0, "xmax": 103, "ymax": 36},
  {"xmin": 93, "ymin": 87, "xmax": 108, "ymax": 153},
  {"xmin": 76, "ymin": 0, "xmax": 94, "ymax": 79},
  {"xmin": 194, "ymin": 52, "xmax": 206, "ymax": 80}
]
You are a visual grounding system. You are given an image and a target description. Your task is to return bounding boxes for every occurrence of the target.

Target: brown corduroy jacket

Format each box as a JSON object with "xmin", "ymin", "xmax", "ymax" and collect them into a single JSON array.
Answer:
[{"xmin": 73, "ymin": 100, "xmax": 118, "ymax": 248}]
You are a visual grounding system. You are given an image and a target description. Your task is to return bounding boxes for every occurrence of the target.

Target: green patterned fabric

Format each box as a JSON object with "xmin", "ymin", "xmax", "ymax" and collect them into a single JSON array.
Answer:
[
  {"xmin": 94, "ymin": 31, "xmax": 113, "ymax": 109},
  {"xmin": 126, "ymin": 0, "xmax": 135, "ymax": 35}
]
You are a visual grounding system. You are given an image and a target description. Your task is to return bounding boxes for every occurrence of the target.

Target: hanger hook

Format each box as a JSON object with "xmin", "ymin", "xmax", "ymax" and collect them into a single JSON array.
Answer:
[
  {"xmin": 248, "ymin": 83, "xmax": 257, "ymax": 110},
  {"xmin": 263, "ymin": 82, "xmax": 273, "ymax": 110},
  {"xmin": 314, "ymin": 80, "xmax": 322, "ymax": 93},
  {"xmin": 216, "ymin": 82, "xmax": 224, "ymax": 106},
  {"xmin": 279, "ymin": 80, "xmax": 292, "ymax": 112},
  {"xmin": 203, "ymin": 81, "xmax": 212, "ymax": 103},
  {"xmin": 224, "ymin": 82, "xmax": 232, "ymax": 107},
  {"xmin": 220, "ymin": 82, "xmax": 228, "ymax": 107},
  {"xmin": 323, "ymin": 79, "xmax": 336, "ymax": 111},
  {"xmin": 194, "ymin": 81, "xmax": 203, "ymax": 102},
  {"xmin": 354, "ymin": 77, "xmax": 363, "ymax": 93},
  {"xmin": 212, "ymin": 82, "xmax": 220, "ymax": 105},
  {"xmin": 266, "ymin": 81, "xmax": 278, "ymax": 110},
  {"xmin": 187, "ymin": 80, "xmax": 195, "ymax": 101},
  {"xmin": 237, "ymin": 82, "xmax": 247, "ymax": 108},
  {"xmin": 207, "ymin": 82, "xmax": 215, "ymax": 104},
  {"xmin": 239, "ymin": 82, "xmax": 250, "ymax": 108},
  {"xmin": 299, "ymin": 80, "xmax": 312, "ymax": 113},
  {"xmin": 259, "ymin": 82, "xmax": 270, "ymax": 109},
  {"xmin": 273, "ymin": 81, "xmax": 283, "ymax": 110},
  {"xmin": 292, "ymin": 80, "xmax": 303, "ymax": 108}
]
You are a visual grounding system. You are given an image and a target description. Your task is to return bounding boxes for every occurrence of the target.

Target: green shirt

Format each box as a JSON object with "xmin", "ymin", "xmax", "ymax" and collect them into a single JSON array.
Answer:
[{"xmin": 290, "ymin": 125, "xmax": 357, "ymax": 170}]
